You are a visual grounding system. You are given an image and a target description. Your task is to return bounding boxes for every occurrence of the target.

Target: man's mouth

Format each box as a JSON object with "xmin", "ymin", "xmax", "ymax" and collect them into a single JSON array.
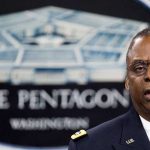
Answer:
[{"xmin": 144, "ymin": 89, "xmax": 150, "ymax": 100}]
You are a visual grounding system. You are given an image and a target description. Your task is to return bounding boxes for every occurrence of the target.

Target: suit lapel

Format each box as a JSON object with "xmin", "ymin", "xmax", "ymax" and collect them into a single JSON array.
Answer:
[{"xmin": 113, "ymin": 108, "xmax": 150, "ymax": 150}]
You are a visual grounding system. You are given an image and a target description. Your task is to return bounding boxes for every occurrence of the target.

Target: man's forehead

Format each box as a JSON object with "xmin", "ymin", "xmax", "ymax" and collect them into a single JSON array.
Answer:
[
  {"xmin": 132, "ymin": 36, "xmax": 150, "ymax": 48},
  {"xmin": 131, "ymin": 57, "xmax": 150, "ymax": 61},
  {"xmin": 128, "ymin": 36, "xmax": 150, "ymax": 56},
  {"xmin": 126, "ymin": 35, "xmax": 150, "ymax": 65},
  {"xmin": 127, "ymin": 54, "xmax": 150, "ymax": 63}
]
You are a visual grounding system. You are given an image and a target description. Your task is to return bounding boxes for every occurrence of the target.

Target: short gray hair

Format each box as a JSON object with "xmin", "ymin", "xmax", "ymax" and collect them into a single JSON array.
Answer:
[{"xmin": 126, "ymin": 27, "xmax": 150, "ymax": 62}]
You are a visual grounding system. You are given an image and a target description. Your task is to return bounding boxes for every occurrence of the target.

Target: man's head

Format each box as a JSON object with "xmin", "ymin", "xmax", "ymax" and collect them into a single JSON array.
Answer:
[{"xmin": 125, "ymin": 27, "xmax": 150, "ymax": 121}]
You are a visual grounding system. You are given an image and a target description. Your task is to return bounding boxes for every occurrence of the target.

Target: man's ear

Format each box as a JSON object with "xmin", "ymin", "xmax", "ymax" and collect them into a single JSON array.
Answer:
[{"xmin": 125, "ymin": 78, "xmax": 129, "ymax": 90}]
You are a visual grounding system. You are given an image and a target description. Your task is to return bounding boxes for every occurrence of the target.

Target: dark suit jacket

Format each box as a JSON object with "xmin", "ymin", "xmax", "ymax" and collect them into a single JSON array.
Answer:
[{"xmin": 68, "ymin": 108, "xmax": 150, "ymax": 150}]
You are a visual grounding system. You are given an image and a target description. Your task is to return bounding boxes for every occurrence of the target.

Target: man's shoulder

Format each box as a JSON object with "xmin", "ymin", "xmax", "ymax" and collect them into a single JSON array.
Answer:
[
  {"xmin": 88, "ymin": 111, "xmax": 129, "ymax": 137},
  {"xmin": 68, "ymin": 110, "xmax": 133, "ymax": 150},
  {"xmin": 68, "ymin": 109, "xmax": 140, "ymax": 150},
  {"xmin": 70, "ymin": 110, "xmax": 131, "ymax": 143}
]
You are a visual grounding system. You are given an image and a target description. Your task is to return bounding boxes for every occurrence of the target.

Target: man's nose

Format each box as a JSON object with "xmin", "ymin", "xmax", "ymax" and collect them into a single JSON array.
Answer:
[{"xmin": 144, "ymin": 66, "xmax": 150, "ymax": 82}]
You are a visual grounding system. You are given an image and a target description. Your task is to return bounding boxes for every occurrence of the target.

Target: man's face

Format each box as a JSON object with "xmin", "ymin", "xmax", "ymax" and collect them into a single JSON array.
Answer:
[{"xmin": 126, "ymin": 36, "xmax": 150, "ymax": 120}]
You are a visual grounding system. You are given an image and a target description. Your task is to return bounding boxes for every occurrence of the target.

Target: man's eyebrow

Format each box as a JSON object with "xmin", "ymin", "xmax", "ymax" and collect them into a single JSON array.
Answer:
[
  {"xmin": 132, "ymin": 59, "xmax": 144, "ymax": 63},
  {"xmin": 132, "ymin": 59, "xmax": 146, "ymax": 63},
  {"xmin": 129, "ymin": 60, "xmax": 146, "ymax": 66}
]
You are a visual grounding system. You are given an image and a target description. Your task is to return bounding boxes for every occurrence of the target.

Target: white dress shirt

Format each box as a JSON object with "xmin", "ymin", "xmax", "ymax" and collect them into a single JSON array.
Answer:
[{"xmin": 139, "ymin": 115, "xmax": 150, "ymax": 141}]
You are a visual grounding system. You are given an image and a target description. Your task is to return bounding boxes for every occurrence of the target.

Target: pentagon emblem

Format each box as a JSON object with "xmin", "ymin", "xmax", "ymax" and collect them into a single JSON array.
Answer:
[{"xmin": 71, "ymin": 129, "xmax": 87, "ymax": 140}]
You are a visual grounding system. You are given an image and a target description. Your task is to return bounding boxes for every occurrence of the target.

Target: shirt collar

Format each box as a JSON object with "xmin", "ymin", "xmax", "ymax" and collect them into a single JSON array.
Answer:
[{"xmin": 139, "ymin": 115, "xmax": 150, "ymax": 131}]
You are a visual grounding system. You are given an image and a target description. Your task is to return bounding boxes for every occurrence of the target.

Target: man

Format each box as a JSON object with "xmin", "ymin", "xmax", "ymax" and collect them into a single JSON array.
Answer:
[{"xmin": 68, "ymin": 27, "xmax": 150, "ymax": 150}]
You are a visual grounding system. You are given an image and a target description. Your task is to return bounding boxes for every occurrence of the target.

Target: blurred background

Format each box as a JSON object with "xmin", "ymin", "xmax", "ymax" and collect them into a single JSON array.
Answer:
[{"xmin": 0, "ymin": 0, "xmax": 149, "ymax": 149}]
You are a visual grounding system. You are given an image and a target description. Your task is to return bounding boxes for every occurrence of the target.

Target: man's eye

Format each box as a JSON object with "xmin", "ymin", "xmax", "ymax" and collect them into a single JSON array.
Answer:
[
  {"xmin": 129, "ymin": 61, "xmax": 148, "ymax": 75},
  {"xmin": 134, "ymin": 65, "xmax": 146, "ymax": 73}
]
